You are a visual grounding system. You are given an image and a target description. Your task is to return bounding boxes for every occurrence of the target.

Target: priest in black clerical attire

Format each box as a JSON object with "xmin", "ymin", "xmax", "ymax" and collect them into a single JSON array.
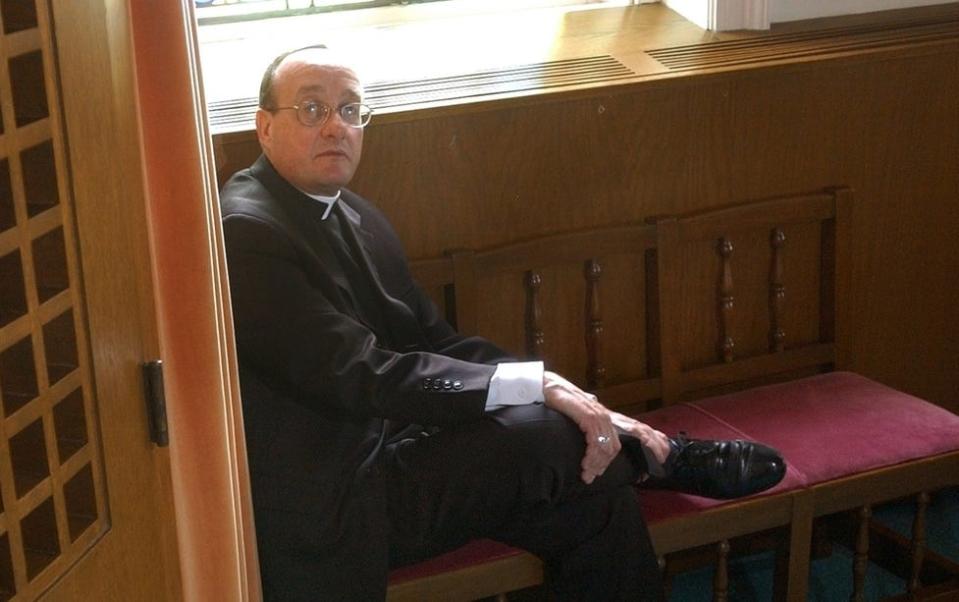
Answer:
[{"xmin": 220, "ymin": 45, "xmax": 785, "ymax": 601}]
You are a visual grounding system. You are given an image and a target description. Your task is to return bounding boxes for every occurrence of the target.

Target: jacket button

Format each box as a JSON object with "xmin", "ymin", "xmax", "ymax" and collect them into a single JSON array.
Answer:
[
  {"xmin": 452, "ymin": 381, "xmax": 463, "ymax": 390},
  {"xmin": 443, "ymin": 379, "xmax": 453, "ymax": 390},
  {"xmin": 432, "ymin": 382, "xmax": 443, "ymax": 391}
]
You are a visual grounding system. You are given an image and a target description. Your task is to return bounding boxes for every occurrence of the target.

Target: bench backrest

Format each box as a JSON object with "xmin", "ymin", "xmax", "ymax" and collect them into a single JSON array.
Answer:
[
  {"xmin": 409, "ymin": 187, "xmax": 853, "ymax": 410},
  {"xmin": 411, "ymin": 223, "xmax": 660, "ymax": 411},
  {"xmin": 653, "ymin": 188, "xmax": 853, "ymax": 404}
]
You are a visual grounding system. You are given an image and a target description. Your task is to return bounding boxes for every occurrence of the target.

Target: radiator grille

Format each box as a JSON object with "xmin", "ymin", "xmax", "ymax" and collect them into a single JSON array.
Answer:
[
  {"xmin": 208, "ymin": 55, "xmax": 633, "ymax": 134},
  {"xmin": 647, "ymin": 13, "xmax": 959, "ymax": 71}
]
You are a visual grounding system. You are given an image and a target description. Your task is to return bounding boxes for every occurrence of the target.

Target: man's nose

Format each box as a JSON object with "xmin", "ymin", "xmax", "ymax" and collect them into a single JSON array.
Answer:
[{"xmin": 319, "ymin": 110, "xmax": 349, "ymax": 137}]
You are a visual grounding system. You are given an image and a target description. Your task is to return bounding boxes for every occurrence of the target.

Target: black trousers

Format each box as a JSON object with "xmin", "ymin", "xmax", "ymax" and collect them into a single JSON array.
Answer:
[{"xmin": 385, "ymin": 404, "xmax": 664, "ymax": 601}]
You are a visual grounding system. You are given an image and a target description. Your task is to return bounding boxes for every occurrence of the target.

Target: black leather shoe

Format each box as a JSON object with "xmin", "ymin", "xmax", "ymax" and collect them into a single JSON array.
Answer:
[{"xmin": 648, "ymin": 434, "xmax": 786, "ymax": 499}]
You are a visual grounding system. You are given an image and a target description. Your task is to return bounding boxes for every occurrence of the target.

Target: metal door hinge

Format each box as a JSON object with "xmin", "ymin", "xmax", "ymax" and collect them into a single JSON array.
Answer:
[{"xmin": 142, "ymin": 360, "xmax": 169, "ymax": 447}]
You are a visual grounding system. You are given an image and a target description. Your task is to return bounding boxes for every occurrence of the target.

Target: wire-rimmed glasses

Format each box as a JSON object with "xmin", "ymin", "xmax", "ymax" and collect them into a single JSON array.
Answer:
[{"xmin": 270, "ymin": 100, "xmax": 373, "ymax": 128}]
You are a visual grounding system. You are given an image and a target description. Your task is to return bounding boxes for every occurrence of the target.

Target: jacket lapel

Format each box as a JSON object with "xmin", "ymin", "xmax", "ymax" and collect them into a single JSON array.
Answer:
[
  {"xmin": 250, "ymin": 155, "xmax": 428, "ymax": 350},
  {"xmin": 249, "ymin": 157, "xmax": 356, "ymax": 312},
  {"xmin": 335, "ymin": 199, "xmax": 429, "ymax": 351}
]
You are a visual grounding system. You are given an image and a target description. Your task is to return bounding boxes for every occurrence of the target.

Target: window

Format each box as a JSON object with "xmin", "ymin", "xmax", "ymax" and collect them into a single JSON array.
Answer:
[
  {"xmin": 196, "ymin": 0, "xmax": 639, "ymax": 26},
  {"xmin": 197, "ymin": 0, "xmax": 651, "ymax": 124}
]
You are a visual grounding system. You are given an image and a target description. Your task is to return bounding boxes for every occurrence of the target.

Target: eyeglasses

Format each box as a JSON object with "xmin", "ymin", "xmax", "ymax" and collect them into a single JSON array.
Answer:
[{"xmin": 270, "ymin": 100, "xmax": 373, "ymax": 128}]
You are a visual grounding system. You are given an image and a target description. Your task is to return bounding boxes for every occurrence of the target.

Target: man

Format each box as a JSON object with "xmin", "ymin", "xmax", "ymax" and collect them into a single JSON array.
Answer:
[{"xmin": 221, "ymin": 46, "xmax": 785, "ymax": 601}]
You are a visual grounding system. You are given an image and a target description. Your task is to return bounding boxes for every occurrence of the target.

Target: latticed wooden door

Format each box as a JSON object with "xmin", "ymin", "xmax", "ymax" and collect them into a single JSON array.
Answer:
[{"xmin": 0, "ymin": 1, "xmax": 181, "ymax": 600}]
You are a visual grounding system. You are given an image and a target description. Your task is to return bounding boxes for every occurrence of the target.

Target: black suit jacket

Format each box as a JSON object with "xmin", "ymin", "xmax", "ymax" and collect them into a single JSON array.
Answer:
[{"xmin": 221, "ymin": 156, "xmax": 512, "ymax": 599}]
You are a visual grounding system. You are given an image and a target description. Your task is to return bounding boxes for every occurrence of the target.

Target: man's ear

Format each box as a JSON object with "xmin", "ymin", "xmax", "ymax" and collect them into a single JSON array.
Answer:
[{"xmin": 255, "ymin": 108, "xmax": 272, "ymax": 151}]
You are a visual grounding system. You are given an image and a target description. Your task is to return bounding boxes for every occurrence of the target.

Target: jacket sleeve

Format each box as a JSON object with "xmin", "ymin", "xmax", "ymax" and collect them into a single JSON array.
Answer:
[{"xmin": 224, "ymin": 212, "xmax": 494, "ymax": 427}]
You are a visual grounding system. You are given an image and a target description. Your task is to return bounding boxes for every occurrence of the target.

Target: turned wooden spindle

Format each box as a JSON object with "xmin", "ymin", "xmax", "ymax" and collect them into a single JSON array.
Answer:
[
  {"xmin": 713, "ymin": 539, "xmax": 730, "ymax": 602},
  {"xmin": 910, "ymin": 491, "xmax": 931, "ymax": 593},
  {"xmin": 851, "ymin": 505, "xmax": 872, "ymax": 602},
  {"xmin": 718, "ymin": 237, "xmax": 735, "ymax": 363},
  {"xmin": 770, "ymin": 228, "xmax": 786, "ymax": 352},
  {"xmin": 524, "ymin": 270, "xmax": 545, "ymax": 359},
  {"xmin": 658, "ymin": 555, "xmax": 672, "ymax": 600},
  {"xmin": 584, "ymin": 259, "xmax": 606, "ymax": 390}
]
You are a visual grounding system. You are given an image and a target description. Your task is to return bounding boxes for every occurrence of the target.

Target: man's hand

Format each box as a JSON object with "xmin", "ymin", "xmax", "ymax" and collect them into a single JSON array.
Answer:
[
  {"xmin": 542, "ymin": 371, "xmax": 620, "ymax": 484},
  {"xmin": 609, "ymin": 411, "xmax": 672, "ymax": 472}
]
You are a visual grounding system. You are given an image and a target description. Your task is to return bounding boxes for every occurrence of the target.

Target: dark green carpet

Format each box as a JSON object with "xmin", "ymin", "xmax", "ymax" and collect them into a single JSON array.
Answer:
[
  {"xmin": 668, "ymin": 487, "xmax": 959, "ymax": 601},
  {"xmin": 495, "ymin": 488, "xmax": 958, "ymax": 601}
]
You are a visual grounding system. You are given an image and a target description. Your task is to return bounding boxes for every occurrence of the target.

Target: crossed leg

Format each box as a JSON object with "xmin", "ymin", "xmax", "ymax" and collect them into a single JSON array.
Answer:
[{"xmin": 385, "ymin": 404, "xmax": 663, "ymax": 601}]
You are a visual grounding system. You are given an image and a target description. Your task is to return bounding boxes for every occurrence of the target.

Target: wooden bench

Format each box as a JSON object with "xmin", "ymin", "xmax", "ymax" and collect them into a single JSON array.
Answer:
[{"xmin": 390, "ymin": 188, "xmax": 959, "ymax": 600}]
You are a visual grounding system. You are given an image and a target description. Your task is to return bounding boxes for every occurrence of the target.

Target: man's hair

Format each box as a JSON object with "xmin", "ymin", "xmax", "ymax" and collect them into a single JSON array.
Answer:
[{"xmin": 258, "ymin": 44, "xmax": 328, "ymax": 110}]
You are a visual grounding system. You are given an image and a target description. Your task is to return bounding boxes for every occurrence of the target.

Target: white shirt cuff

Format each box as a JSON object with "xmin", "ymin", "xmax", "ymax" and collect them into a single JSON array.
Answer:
[{"xmin": 485, "ymin": 361, "xmax": 545, "ymax": 410}]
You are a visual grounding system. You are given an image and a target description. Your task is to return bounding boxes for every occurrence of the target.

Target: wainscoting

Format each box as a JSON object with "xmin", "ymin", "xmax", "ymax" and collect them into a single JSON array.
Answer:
[{"xmin": 211, "ymin": 4, "xmax": 959, "ymax": 412}]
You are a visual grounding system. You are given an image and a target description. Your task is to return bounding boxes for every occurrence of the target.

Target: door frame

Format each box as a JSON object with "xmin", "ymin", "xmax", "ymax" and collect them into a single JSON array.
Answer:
[{"xmin": 125, "ymin": 1, "xmax": 259, "ymax": 599}]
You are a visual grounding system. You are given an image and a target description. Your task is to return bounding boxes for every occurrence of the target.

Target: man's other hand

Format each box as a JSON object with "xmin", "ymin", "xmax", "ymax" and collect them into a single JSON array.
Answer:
[{"xmin": 542, "ymin": 371, "xmax": 620, "ymax": 484}]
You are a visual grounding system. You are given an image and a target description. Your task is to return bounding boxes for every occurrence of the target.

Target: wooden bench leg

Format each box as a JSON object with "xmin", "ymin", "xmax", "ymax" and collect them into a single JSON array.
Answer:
[
  {"xmin": 786, "ymin": 492, "xmax": 814, "ymax": 601},
  {"xmin": 852, "ymin": 505, "xmax": 872, "ymax": 602},
  {"xmin": 910, "ymin": 491, "xmax": 930, "ymax": 593},
  {"xmin": 658, "ymin": 555, "xmax": 672, "ymax": 601},
  {"xmin": 713, "ymin": 540, "xmax": 730, "ymax": 602}
]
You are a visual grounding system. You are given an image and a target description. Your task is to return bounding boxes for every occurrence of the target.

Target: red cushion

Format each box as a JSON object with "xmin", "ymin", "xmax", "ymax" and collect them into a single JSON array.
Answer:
[
  {"xmin": 688, "ymin": 372, "xmax": 959, "ymax": 484},
  {"xmin": 636, "ymin": 399, "xmax": 808, "ymax": 523},
  {"xmin": 634, "ymin": 372, "xmax": 959, "ymax": 523},
  {"xmin": 387, "ymin": 539, "xmax": 524, "ymax": 585}
]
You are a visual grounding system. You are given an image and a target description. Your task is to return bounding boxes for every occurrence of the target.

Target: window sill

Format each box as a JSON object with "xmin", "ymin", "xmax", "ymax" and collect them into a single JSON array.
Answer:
[
  {"xmin": 200, "ymin": 3, "xmax": 721, "ymax": 130},
  {"xmin": 200, "ymin": 2, "xmax": 959, "ymax": 134}
]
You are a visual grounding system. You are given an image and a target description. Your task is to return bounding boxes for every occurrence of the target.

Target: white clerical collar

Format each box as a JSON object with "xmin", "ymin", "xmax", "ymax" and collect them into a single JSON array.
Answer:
[{"xmin": 302, "ymin": 189, "xmax": 341, "ymax": 220}]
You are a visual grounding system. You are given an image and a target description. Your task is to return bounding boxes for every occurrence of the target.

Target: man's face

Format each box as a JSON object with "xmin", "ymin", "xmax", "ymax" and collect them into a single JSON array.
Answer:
[{"xmin": 256, "ymin": 52, "xmax": 364, "ymax": 195}]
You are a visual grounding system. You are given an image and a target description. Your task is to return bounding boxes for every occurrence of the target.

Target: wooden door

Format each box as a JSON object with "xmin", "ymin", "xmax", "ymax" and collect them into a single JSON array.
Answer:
[{"xmin": 0, "ymin": 1, "xmax": 181, "ymax": 600}]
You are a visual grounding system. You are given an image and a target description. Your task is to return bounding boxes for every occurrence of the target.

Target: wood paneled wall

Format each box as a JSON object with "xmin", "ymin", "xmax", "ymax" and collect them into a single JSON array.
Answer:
[{"xmin": 214, "ymin": 42, "xmax": 959, "ymax": 412}]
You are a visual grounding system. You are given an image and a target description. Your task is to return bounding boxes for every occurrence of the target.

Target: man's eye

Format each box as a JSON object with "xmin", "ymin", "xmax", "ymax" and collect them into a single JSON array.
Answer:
[
  {"xmin": 302, "ymin": 102, "xmax": 321, "ymax": 117},
  {"xmin": 341, "ymin": 105, "xmax": 357, "ymax": 118}
]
